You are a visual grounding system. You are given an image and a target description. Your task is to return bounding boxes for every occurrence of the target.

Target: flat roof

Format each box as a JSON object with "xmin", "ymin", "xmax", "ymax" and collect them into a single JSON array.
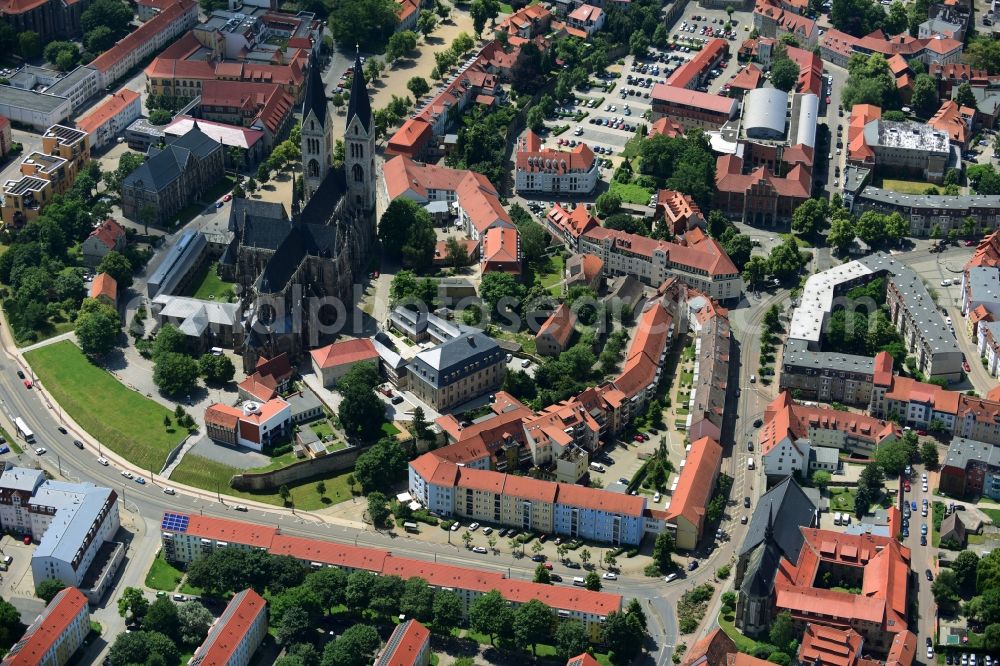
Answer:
[
  {"xmin": 790, "ymin": 261, "xmax": 875, "ymax": 342},
  {"xmin": 858, "ymin": 186, "xmax": 1000, "ymax": 210},
  {"xmin": 45, "ymin": 66, "xmax": 98, "ymax": 97},
  {"xmin": 0, "ymin": 85, "xmax": 70, "ymax": 113}
]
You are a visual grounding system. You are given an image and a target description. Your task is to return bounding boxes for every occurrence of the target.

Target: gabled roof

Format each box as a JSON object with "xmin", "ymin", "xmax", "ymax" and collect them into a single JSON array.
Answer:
[
  {"xmin": 90, "ymin": 273, "xmax": 118, "ymax": 302},
  {"xmin": 302, "ymin": 57, "xmax": 328, "ymax": 127},
  {"xmin": 537, "ymin": 303, "xmax": 577, "ymax": 348},
  {"xmin": 666, "ymin": 436, "xmax": 722, "ymax": 532},
  {"xmin": 310, "ymin": 338, "xmax": 378, "ymax": 370},
  {"xmin": 88, "ymin": 218, "xmax": 126, "ymax": 250},
  {"xmin": 3, "ymin": 587, "xmax": 89, "ymax": 666},
  {"xmin": 680, "ymin": 627, "xmax": 736, "ymax": 666},
  {"xmin": 738, "ymin": 475, "xmax": 815, "ymax": 562}
]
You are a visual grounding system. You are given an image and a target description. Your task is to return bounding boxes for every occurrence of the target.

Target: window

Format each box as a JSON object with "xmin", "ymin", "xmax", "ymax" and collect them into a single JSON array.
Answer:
[{"xmin": 353, "ymin": 163, "xmax": 364, "ymax": 182}]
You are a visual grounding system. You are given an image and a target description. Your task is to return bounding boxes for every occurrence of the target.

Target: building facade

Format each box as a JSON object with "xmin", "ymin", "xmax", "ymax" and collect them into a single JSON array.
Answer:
[
  {"xmin": 1, "ymin": 124, "xmax": 90, "ymax": 226},
  {"xmin": 1, "ymin": 587, "xmax": 90, "ymax": 666},
  {"xmin": 190, "ymin": 588, "xmax": 268, "ymax": 666}
]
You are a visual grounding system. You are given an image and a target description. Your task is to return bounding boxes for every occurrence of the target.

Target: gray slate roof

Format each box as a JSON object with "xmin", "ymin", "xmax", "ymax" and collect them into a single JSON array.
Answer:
[
  {"xmin": 738, "ymin": 475, "xmax": 816, "ymax": 562},
  {"xmin": 409, "ymin": 332, "xmax": 502, "ymax": 389}
]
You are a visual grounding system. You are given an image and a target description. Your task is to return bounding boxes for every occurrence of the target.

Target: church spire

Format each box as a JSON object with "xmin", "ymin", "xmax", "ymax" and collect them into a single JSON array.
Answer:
[
  {"xmin": 346, "ymin": 50, "xmax": 372, "ymax": 133},
  {"xmin": 302, "ymin": 53, "xmax": 328, "ymax": 127}
]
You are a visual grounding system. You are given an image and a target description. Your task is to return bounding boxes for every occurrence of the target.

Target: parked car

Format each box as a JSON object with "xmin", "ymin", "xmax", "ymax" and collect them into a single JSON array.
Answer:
[
  {"xmin": 163, "ymin": 487, "xmax": 176, "ymax": 495},
  {"xmin": 57, "ymin": 426, "xmax": 67, "ymax": 434},
  {"xmin": 468, "ymin": 522, "xmax": 480, "ymax": 531},
  {"xmin": 926, "ymin": 569, "xmax": 934, "ymax": 581},
  {"xmin": 602, "ymin": 572, "xmax": 618, "ymax": 580},
  {"xmin": 472, "ymin": 546, "xmax": 487, "ymax": 554},
  {"xmin": 73, "ymin": 439, "xmax": 84, "ymax": 450},
  {"xmin": 687, "ymin": 560, "xmax": 699, "ymax": 571},
  {"xmin": 744, "ymin": 496, "xmax": 752, "ymax": 508},
  {"xmin": 664, "ymin": 573, "xmax": 678, "ymax": 582}
]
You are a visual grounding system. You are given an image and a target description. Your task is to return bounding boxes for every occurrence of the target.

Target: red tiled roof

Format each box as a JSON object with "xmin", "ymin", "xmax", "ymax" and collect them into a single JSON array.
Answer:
[
  {"xmin": 665, "ymin": 436, "xmax": 722, "ymax": 532},
  {"xmin": 928, "ymin": 99, "xmax": 975, "ymax": 145},
  {"xmin": 886, "ymin": 631, "xmax": 917, "ymax": 666},
  {"xmin": 76, "ymin": 90, "xmax": 140, "ymax": 136},
  {"xmin": 498, "ymin": 578, "xmax": 622, "ymax": 616},
  {"xmin": 255, "ymin": 353, "xmax": 293, "ymax": 383},
  {"xmin": 729, "ymin": 63, "xmax": 763, "ymax": 92},
  {"xmin": 310, "ymin": 338, "xmax": 378, "ymax": 370},
  {"xmin": 537, "ymin": 303, "xmax": 577, "ymax": 348},
  {"xmin": 94, "ymin": 0, "xmax": 197, "ymax": 73},
  {"xmin": 668, "ymin": 39, "xmax": 728, "ymax": 89},
  {"xmin": 376, "ymin": 619, "xmax": 430, "ymax": 666},
  {"xmin": 270, "ymin": 534, "xmax": 389, "ymax": 570},
  {"xmin": 205, "ymin": 404, "xmax": 241, "ymax": 430},
  {"xmin": 798, "ymin": 624, "xmax": 863, "ymax": 666},
  {"xmin": 502, "ymin": 474, "xmax": 559, "ymax": 504},
  {"xmin": 88, "ymin": 218, "xmax": 126, "ymax": 250},
  {"xmin": 547, "ymin": 203, "xmax": 600, "ymax": 240},
  {"xmin": 567, "ymin": 654, "xmax": 602, "ymax": 666},
  {"xmin": 410, "ymin": 452, "xmax": 461, "ymax": 486},
  {"xmin": 238, "ymin": 373, "xmax": 278, "ymax": 402},
  {"xmin": 192, "ymin": 589, "xmax": 266, "ymax": 665},
  {"xmin": 651, "ymin": 84, "xmax": 738, "ymax": 116},
  {"xmin": 180, "ymin": 513, "xmax": 279, "ymax": 548},
  {"xmin": 873, "ymin": 350, "xmax": 894, "ymax": 387},
  {"xmin": 516, "ymin": 130, "xmax": 595, "ymax": 173},
  {"xmin": 482, "ymin": 226, "xmax": 521, "ymax": 271},
  {"xmin": 649, "ymin": 117, "xmax": 685, "ymax": 138},
  {"xmin": 681, "ymin": 627, "xmax": 736, "ymax": 666},
  {"xmin": 3, "ymin": 587, "xmax": 88, "ymax": 666},
  {"xmin": 554, "ymin": 480, "xmax": 645, "ymax": 516},
  {"xmin": 90, "ymin": 273, "xmax": 117, "ymax": 303}
]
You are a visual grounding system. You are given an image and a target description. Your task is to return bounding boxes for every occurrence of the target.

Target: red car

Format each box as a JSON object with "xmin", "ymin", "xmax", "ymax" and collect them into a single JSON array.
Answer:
[
  {"xmin": 903, "ymin": 481, "xmax": 911, "ymax": 492},
  {"xmin": 826, "ymin": 96, "xmax": 831, "ymax": 105},
  {"xmin": 223, "ymin": 193, "xmax": 233, "ymax": 202},
  {"xmin": 22, "ymin": 379, "xmax": 31, "ymax": 389},
  {"xmin": 22, "ymin": 535, "xmax": 30, "ymax": 545},
  {"xmin": 963, "ymin": 361, "xmax": 971, "ymax": 372},
  {"xmin": 633, "ymin": 435, "xmax": 643, "ymax": 442},
  {"xmin": 917, "ymin": 429, "xmax": 927, "ymax": 436},
  {"xmin": 966, "ymin": 239, "xmax": 978, "ymax": 247},
  {"xmin": 543, "ymin": 562, "xmax": 553, "ymax": 570}
]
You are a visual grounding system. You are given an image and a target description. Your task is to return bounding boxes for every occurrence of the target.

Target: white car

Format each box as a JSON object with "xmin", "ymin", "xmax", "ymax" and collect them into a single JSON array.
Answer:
[
  {"xmin": 940, "ymin": 279, "xmax": 951, "ymax": 287},
  {"xmin": 163, "ymin": 487, "xmax": 176, "ymax": 495},
  {"xmin": 602, "ymin": 572, "xmax": 618, "ymax": 580},
  {"xmin": 653, "ymin": 492, "xmax": 661, "ymax": 503},
  {"xmin": 450, "ymin": 522, "xmax": 460, "ymax": 531},
  {"xmin": 97, "ymin": 457, "xmax": 109, "ymax": 466},
  {"xmin": 121, "ymin": 470, "xmax": 133, "ymax": 479},
  {"xmin": 927, "ymin": 648, "xmax": 934, "ymax": 661},
  {"xmin": 472, "ymin": 546, "xmax": 488, "ymax": 554},
  {"xmin": 664, "ymin": 573, "xmax": 678, "ymax": 583},
  {"xmin": 468, "ymin": 522, "xmax": 480, "ymax": 531},
  {"xmin": 34, "ymin": 447, "xmax": 46, "ymax": 455}
]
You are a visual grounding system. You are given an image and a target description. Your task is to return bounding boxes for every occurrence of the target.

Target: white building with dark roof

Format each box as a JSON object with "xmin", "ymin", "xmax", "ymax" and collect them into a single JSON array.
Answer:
[{"xmin": 406, "ymin": 332, "xmax": 506, "ymax": 410}]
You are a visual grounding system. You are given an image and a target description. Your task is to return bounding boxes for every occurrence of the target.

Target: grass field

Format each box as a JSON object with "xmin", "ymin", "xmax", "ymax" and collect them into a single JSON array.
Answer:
[
  {"xmin": 145, "ymin": 551, "xmax": 184, "ymax": 591},
  {"xmin": 981, "ymin": 507, "xmax": 1000, "ymax": 525},
  {"xmin": 610, "ymin": 180, "xmax": 654, "ymax": 205},
  {"xmin": 718, "ymin": 610, "xmax": 758, "ymax": 653},
  {"xmin": 169, "ymin": 453, "xmax": 354, "ymax": 510},
  {"xmin": 538, "ymin": 253, "xmax": 565, "ymax": 295},
  {"xmin": 25, "ymin": 341, "xmax": 185, "ymax": 471},
  {"xmin": 881, "ymin": 179, "xmax": 937, "ymax": 195},
  {"xmin": 188, "ymin": 261, "xmax": 235, "ymax": 301},
  {"xmin": 829, "ymin": 487, "xmax": 857, "ymax": 512}
]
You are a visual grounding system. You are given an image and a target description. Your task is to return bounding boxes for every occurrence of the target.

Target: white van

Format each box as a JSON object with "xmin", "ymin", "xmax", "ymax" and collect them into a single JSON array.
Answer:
[
  {"xmin": 573, "ymin": 577, "xmax": 586, "ymax": 587},
  {"xmin": 589, "ymin": 462, "xmax": 605, "ymax": 473},
  {"xmin": 210, "ymin": 347, "xmax": 224, "ymax": 356},
  {"xmin": 747, "ymin": 458, "xmax": 755, "ymax": 470},
  {"xmin": 843, "ymin": 513, "xmax": 851, "ymax": 525},
  {"xmin": 834, "ymin": 512, "xmax": 842, "ymax": 526}
]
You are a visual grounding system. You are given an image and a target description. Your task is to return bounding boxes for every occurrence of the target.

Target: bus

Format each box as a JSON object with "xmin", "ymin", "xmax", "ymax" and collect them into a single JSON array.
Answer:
[{"xmin": 14, "ymin": 417, "xmax": 34, "ymax": 443}]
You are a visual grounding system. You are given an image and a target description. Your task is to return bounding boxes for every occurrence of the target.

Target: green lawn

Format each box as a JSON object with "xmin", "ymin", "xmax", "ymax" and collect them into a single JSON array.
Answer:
[
  {"xmin": 145, "ymin": 551, "xmax": 184, "ymax": 591},
  {"xmin": 25, "ymin": 341, "xmax": 186, "ymax": 471},
  {"xmin": 169, "ymin": 453, "xmax": 354, "ymax": 510},
  {"xmin": 381, "ymin": 422, "xmax": 400, "ymax": 437},
  {"xmin": 881, "ymin": 179, "xmax": 937, "ymax": 195},
  {"xmin": 610, "ymin": 180, "xmax": 654, "ymax": 205},
  {"xmin": 829, "ymin": 488, "xmax": 856, "ymax": 512},
  {"xmin": 781, "ymin": 232, "xmax": 814, "ymax": 248},
  {"xmin": 492, "ymin": 329, "xmax": 538, "ymax": 356},
  {"xmin": 1, "ymin": 425, "xmax": 20, "ymax": 454},
  {"xmin": 188, "ymin": 261, "xmax": 235, "ymax": 301},
  {"xmin": 718, "ymin": 610, "xmax": 758, "ymax": 653},
  {"xmin": 980, "ymin": 507, "xmax": 1000, "ymax": 525},
  {"xmin": 538, "ymin": 253, "xmax": 565, "ymax": 296},
  {"xmin": 11, "ymin": 317, "xmax": 76, "ymax": 347}
]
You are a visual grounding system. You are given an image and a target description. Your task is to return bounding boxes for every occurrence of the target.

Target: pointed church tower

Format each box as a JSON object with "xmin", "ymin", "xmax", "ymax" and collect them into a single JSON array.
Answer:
[
  {"xmin": 301, "ymin": 56, "xmax": 333, "ymax": 201},
  {"xmin": 344, "ymin": 52, "xmax": 375, "ymax": 215}
]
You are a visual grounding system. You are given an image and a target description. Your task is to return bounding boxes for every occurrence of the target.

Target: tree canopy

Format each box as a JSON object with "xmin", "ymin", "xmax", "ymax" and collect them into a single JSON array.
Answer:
[
  {"xmin": 328, "ymin": 0, "xmax": 399, "ymax": 49},
  {"xmin": 337, "ymin": 362, "xmax": 386, "ymax": 442}
]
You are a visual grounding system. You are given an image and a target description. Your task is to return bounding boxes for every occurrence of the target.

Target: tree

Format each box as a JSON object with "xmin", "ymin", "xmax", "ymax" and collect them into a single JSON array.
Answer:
[
  {"xmin": 811, "ymin": 470, "xmax": 831, "ymax": 490},
  {"xmin": 352, "ymin": 437, "xmax": 408, "ymax": 491},
  {"xmin": 979, "ymin": 550, "xmax": 1000, "ymax": 594},
  {"xmin": 767, "ymin": 235, "xmax": 807, "ymax": 282},
  {"xmin": 831, "ymin": 0, "xmax": 890, "ymax": 37},
  {"xmin": 118, "ymin": 587, "xmax": 150, "ymax": 623},
  {"xmin": 652, "ymin": 530, "xmax": 674, "ymax": 572},
  {"xmin": 367, "ymin": 491, "xmax": 391, "ymax": 527},
  {"xmin": 921, "ymin": 442, "xmax": 939, "ymax": 469},
  {"xmin": 769, "ymin": 611, "xmax": 795, "ymax": 651},
  {"xmin": 951, "ymin": 550, "xmax": 980, "ymax": 593},
  {"xmin": 444, "ymin": 236, "xmax": 470, "ymax": 268},
  {"xmin": 385, "ymin": 30, "xmax": 418, "ymax": 62},
  {"xmin": 602, "ymin": 610, "xmax": 645, "ymax": 666},
  {"xmin": 585, "ymin": 570, "xmax": 602, "ymax": 591},
  {"xmin": 827, "ymin": 214, "xmax": 856, "ymax": 254},
  {"xmin": 199, "ymin": 354, "xmax": 236, "ymax": 384},
  {"xmin": 108, "ymin": 631, "xmax": 179, "ymax": 666},
  {"xmin": 321, "ymin": 624, "xmax": 382, "ymax": 666},
  {"xmin": 969, "ymin": 164, "xmax": 1000, "ymax": 195},
  {"xmin": 470, "ymin": 590, "xmax": 514, "ymax": 645},
  {"xmin": 884, "ymin": 1, "xmax": 908, "ymax": 34},
  {"xmin": 338, "ymin": 362, "xmax": 385, "ymax": 442},
  {"xmin": 720, "ymin": 230, "xmax": 753, "ymax": 270},
  {"xmin": 276, "ymin": 605, "xmax": 311, "ymax": 646},
  {"xmin": 771, "ymin": 57, "xmax": 799, "ymax": 92},
  {"xmin": 97, "ymin": 250, "xmax": 134, "ymax": 289},
  {"xmin": 534, "ymin": 562, "xmax": 552, "ymax": 584},
  {"xmin": 580, "ymin": 549, "xmax": 592, "ymax": 567},
  {"xmin": 432, "ymin": 590, "xmax": 463, "ymax": 634},
  {"xmin": 967, "ymin": 36, "xmax": 1000, "ymax": 75},
  {"xmin": 526, "ymin": 105, "xmax": 546, "ymax": 133},
  {"xmin": 177, "ymin": 601, "xmax": 213, "ymax": 646},
  {"xmin": 984, "ymin": 623, "xmax": 1000, "ymax": 652},
  {"xmin": 873, "ymin": 438, "xmax": 911, "ymax": 475},
  {"xmin": 932, "ymin": 569, "xmax": 961, "ymax": 611},
  {"xmin": 480, "ymin": 271, "xmax": 525, "ymax": 317},
  {"xmin": 554, "ymin": 619, "xmax": 589, "ymax": 661},
  {"xmin": 514, "ymin": 599, "xmax": 554, "ymax": 655},
  {"xmin": 400, "ymin": 577, "xmax": 436, "ymax": 622},
  {"xmin": 0, "ymin": 599, "xmax": 23, "ymax": 651},
  {"xmin": 328, "ymin": 0, "xmax": 400, "ymax": 50},
  {"xmin": 743, "ymin": 255, "xmax": 769, "ymax": 289},
  {"xmin": 627, "ymin": 598, "xmax": 648, "ymax": 632},
  {"xmin": 35, "ymin": 578, "xmax": 66, "ymax": 604},
  {"xmin": 407, "ymin": 76, "xmax": 430, "ymax": 100},
  {"xmin": 956, "ymin": 82, "xmax": 978, "ymax": 110},
  {"xmin": 411, "ymin": 406, "xmax": 431, "ymax": 441},
  {"xmin": 842, "ymin": 54, "xmax": 898, "ymax": 109},
  {"xmin": 417, "ymin": 9, "xmax": 438, "ymax": 35},
  {"xmin": 17, "ymin": 31, "xmax": 40, "ymax": 59},
  {"xmin": 469, "ymin": 0, "xmax": 499, "ymax": 36},
  {"xmin": 142, "ymin": 598, "xmax": 179, "ymax": 639},
  {"xmin": 154, "ymin": 352, "xmax": 200, "ymax": 396},
  {"xmin": 911, "ymin": 73, "xmax": 939, "ymax": 118},
  {"xmin": 791, "ymin": 198, "xmax": 829, "ymax": 237},
  {"xmin": 76, "ymin": 298, "xmax": 119, "ymax": 356},
  {"xmin": 378, "ymin": 198, "xmax": 436, "ymax": 270},
  {"xmin": 82, "ymin": 0, "xmax": 132, "ymax": 34},
  {"xmin": 596, "ymin": 191, "xmax": 622, "ymax": 216}
]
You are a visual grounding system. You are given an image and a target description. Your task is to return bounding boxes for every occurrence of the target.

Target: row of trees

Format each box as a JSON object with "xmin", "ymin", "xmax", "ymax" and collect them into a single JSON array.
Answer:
[
  {"xmin": 932, "ymin": 550, "xmax": 1000, "ymax": 649},
  {"xmin": 110, "ymin": 591, "xmax": 215, "ymax": 666},
  {"xmin": 144, "ymin": 324, "xmax": 235, "ymax": 396}
]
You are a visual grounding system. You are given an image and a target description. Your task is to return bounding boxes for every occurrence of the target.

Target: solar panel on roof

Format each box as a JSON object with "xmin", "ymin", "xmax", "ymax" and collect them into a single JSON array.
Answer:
[{"xmin": 161, "ymin": 512, "xmax": 190, "ymax": 533}]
